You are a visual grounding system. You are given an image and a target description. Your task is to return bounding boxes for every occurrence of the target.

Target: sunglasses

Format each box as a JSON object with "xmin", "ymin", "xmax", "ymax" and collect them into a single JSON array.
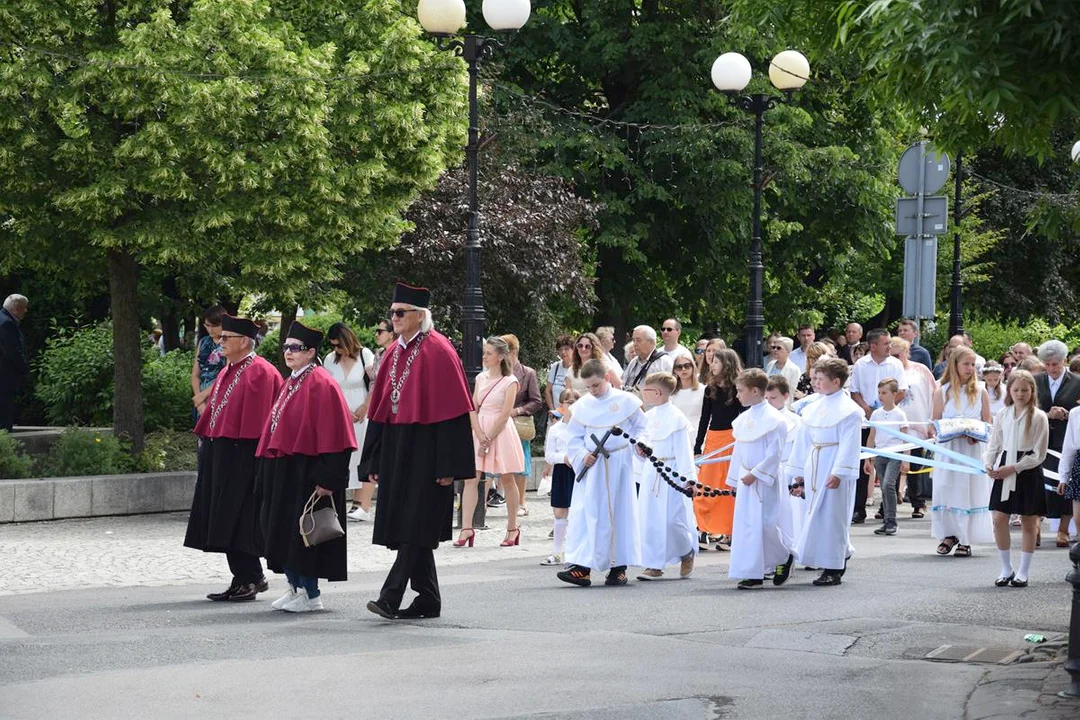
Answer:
[
  {"xmin": 769, "ymin": 345, "xmax": 783, "ymax": 350},
  {"xmin": 674, "ymin": 363, "xmax": 694, "ymax": 370},
  {"xmin": 375, "ymin": 328, "xmax": 391, "ymax": 335},
  {"xmin": 329, "ymin": 340, "xmax": 341, "ymax": 348},
  {"xmin": 694, "ymin": 348, "xmax": 705, "ymax": 355},
  {"xmin": 218, "ymin": 334, "xmax": 244, "ymax": 342},
  {"xmin": 282, "ymin": 343, "xmax": 310, "ymax": 353},
  {"xmin": 576, "ymin": 343, "xmax": 592, "ymax": 349},
  {"xmin": 389, "ymin": 309, "xmax": 419, "ymax": 319},
  {"xmin": 661, "ymin": 327, "xmax": 676, "ymax": 332}
]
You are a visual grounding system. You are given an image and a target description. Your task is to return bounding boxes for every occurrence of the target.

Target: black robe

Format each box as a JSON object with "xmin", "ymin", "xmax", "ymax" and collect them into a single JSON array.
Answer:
[
  {"xmin": 257, "ymin": 450, "xmax": 351, "ymax": 580},
  {"xmin": 360, "ymin": 413, "xmax": 475, "ymax": 550},
  {"xmin": 183, "ymin": 438, "xmax": 262, "ymax": 556}
]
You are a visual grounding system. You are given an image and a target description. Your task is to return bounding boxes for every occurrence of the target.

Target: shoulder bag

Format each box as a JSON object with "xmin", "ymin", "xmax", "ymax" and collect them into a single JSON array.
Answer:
[{"xmin": 299, "ymin": 490, "xmax": 345, "ymax": 547}]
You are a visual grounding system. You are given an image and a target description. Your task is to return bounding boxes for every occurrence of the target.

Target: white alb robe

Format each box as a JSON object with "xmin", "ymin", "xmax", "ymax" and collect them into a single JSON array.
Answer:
[
  {"xmin": 565, "ymin": 388, "xmax": 646, "ymax": 570},
  {"xmin": 791, "ymin": 391, "xmax": 864, "ymax": 570},
  {"xmin": 778, "ymin": 407, "xmax": 804, "ymax": 548},
  {"xmin": 726, "ymin": 402, "xmax": 790, "ymax": 579},
  {"xmin": 637, "ymin": 403, "xmax": 697, "ymax": 569}
]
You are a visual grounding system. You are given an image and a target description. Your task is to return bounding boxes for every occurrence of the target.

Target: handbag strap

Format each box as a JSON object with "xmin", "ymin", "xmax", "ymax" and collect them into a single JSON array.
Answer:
[
  {"xmin": 477, "ymin": 375, "xmax": 507, "ymax": 408},
  {"xmin": 299, "ymin": 490, "xmax": 337, "ymax": 536}
]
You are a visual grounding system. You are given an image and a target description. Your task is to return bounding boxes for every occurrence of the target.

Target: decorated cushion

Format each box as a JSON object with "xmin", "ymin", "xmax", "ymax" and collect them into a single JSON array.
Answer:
[{"xmin": 933, "ymin": 418, "xmax": 990, "ymax": 443}]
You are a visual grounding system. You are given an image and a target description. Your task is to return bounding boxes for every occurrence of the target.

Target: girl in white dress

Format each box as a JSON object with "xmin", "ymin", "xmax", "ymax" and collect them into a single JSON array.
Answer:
[
  {"xmin": 930, "ymin": 347, "xmax": 993, "ymax": 557},
  {"xmin": 983, "ymin": 363, "xmax": 1006, "ymax": 417},
  {"xmin": 670, "ymin": 355, "xmax": 705, "ymax": 427},
  {"xmin": 324, "ymin": 323, "xmax": 375, "ymax": 521}
]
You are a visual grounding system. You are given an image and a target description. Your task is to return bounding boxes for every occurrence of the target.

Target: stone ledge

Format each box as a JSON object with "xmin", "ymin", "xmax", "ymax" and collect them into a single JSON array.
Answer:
[{"xmin": 0, "ymin": 472, "xmax": 196, "ymax": 524}]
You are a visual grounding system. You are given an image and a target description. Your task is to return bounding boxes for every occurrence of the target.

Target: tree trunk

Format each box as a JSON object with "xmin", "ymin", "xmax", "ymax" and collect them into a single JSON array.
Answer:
[
  {"xmin": 161, "ymin": 275, "xmax": 182, "ymax": 352},
  {"xmin": 108, "ymin": 249, "xmax": 145, "ymax": 453}
]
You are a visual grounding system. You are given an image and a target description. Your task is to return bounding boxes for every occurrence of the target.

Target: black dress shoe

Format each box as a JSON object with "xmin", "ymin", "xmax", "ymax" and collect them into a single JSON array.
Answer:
[
  {"xmin": 737, "ymin": 579, "xmax": 764, "ymax": 589},
  {"xmin": 1009, "ymin": 577, "xmax": 1028, "ymax": 588},
  {"xmin": 812, "ymin": 571, "xmax": 843, "ymax": 586},
  {"xmin": 397, "ymin": 603, "xmax": 441, "ymax": 619},
  {"xmin": 255, "ymin": 577, "xmax": 269, "ymax": 593},
  {"xmin": 851, "ymin": 514, "xmax": 866, "ymax": 524},
  {"xmin": 207, "ymin": 582, "xmax": 240, "ymax": 601},
  {"xmin": 366, "ymin": 598, "xmax": 398, "ymax": 619},
  {"xmin": 227, "ymin": 583, "xmax": 260, "ymax": 602}
]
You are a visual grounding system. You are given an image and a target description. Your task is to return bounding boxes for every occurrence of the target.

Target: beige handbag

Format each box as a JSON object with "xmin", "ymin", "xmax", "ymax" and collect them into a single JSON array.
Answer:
[
  {"xmin": 513, "ymin": 415, "xmax": 536, "ymax": 441},
  {"xmin": 299, "ymin": 490, "xmax": 344, "ymax": 547}
]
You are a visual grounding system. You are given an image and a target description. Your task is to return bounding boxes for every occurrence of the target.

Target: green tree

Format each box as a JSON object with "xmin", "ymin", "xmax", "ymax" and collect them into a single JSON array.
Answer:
[
  {"xmin": 730, "ymin": 0, "xmax": 1080, "ymax": 159},
  {"xmin": 0, "ymin": 0, "xmax": 466, "ymax": 449},
  {"xmin": 491, "ymin": 0, "xmax": 909, "ymax": 344}
]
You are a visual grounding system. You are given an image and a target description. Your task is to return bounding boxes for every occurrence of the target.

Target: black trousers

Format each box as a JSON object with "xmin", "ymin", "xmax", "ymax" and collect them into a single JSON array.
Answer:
[
  {"xmin": 380, "ymin": 543, "xmax": 440, "ymax": 610},
  {"xmin": 904, "ymin": 448, "xmax": 930, "ymax": 510},
  {"xmin": 226, "ymin": 551, "xmax": 263, "ymax": 585},
  {"xmin": 853, "ymin": 428, "xmax": 871, "ymax": 519}
]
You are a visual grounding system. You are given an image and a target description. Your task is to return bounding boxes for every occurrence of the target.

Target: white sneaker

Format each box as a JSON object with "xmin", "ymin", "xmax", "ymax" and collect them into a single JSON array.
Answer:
[
  {"xmin": 282, "ymin": 591, "xmax": 324, "ymax": 613},
  {"xmin": 540, "ymin": 554, "xmax": 563, "ymax": 566},
  {"xmin": 347, "ymin": 507, "xmax": 371, "ymax": 522},
  {"xmin": 271, "ymin": 587, "xmax": 300, "ymax": 610}
]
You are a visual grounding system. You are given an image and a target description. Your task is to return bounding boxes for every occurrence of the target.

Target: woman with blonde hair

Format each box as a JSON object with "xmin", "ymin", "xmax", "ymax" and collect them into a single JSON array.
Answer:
[
  {"xmin": 693, "ymin": 348, "xmax": 744, "ymax": 550},
  {"xmin": 930, "ymin": 346, "xmax": 992, "ymax": 557},
  {"xmin": 795, "ymin": 341, "xmax": 832, "ymax": 399},
  {"xmin": 566, "ymin": 331, "xmax": 622, "ymax": 393},
  {"xmin": 984, "ymin": 369, "xmax": 1048, "ymax": 587},
  {"xmin": 457, "ymin": 337, "xmax": 526, "ymax": 548}
]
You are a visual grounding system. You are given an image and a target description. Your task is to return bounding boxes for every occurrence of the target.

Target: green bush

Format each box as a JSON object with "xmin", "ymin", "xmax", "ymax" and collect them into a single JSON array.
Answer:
[
  {"xmin": 0, "ymin": 431, "xmax": 35, "ymax": 479},
  {"xmin": 923, "ymin": 316, "xmax": 1080, "ymax": 363},
  {"xmin": 35, "ymin": 322, "xmax": 114, "ymax": 426},
  {"xmin": 40, "ymin": 429, "xmax": 135, "ymax": 477},
  {"xmin": 136, "ymin": 430, "xmax": 199, "ymax": 472},
  {"xmin": 143, "ymin": 350, "xmax": 196, "ymax": 430}
]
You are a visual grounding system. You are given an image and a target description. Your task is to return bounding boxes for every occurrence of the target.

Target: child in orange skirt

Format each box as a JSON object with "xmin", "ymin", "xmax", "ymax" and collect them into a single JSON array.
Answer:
[{"xmin": 694, "ymin": 348, "xmax": 746, "ymax": 550}]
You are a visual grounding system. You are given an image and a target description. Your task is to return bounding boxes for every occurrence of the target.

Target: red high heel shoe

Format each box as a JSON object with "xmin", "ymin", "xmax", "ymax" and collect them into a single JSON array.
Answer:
[
  {"xmin": 454, "ymin": 528, "xmax": 475, "ymax": 548},
  {"xmin": 501, "ymin": 528, "xmax": 521, "ymax": 547}
]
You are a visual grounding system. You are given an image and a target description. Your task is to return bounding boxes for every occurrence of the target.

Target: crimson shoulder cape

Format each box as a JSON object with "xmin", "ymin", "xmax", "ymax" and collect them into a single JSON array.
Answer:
[
  {"xmin": 367, "ymin": 330, "xmax": 475, "ymax": 425},
  {"xmin": 255, "ymin": 365, "xmax": 357, "ymax": 458},
  {"xmin": 194, "ymin": 355, "xmax": 283, "ymax": 440}
]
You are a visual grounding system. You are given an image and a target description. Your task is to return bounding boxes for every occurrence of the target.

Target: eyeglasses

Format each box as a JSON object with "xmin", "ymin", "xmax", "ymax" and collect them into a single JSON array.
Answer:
[
  {"xmin": 576, "ymin": 343, "xmax": 592, "ymax": 349},
  {"xmin": 218, "ymin": 334, "xmax": 244, "ymax": 342},
  {"xmin": 674, "ymin": 363, "xmax": 694, "ymax": 370},
  {"xmin": 389, "ymin": 309, "xmax": 419, "ymax": 319},
  {"xmin": 661, "ymin": 327, "xmax": 676, "ymax": 332},
  {"xmin": 281, "ymin": 343, "xmax": 310, "ymax": 353}
]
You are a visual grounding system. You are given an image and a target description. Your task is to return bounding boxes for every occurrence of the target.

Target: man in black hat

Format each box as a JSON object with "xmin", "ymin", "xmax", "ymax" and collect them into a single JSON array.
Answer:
[
  {"xmin": 361, "ymin": 283, "xmax": 477, "ymax": 619},
  {"xmin": 185, "ymin": 315, "xmax": 284, "ymax": 602}
]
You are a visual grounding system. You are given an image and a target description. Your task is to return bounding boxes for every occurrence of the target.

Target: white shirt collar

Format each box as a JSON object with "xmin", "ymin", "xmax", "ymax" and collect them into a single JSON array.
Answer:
[
  {"xmin": 290, "ymin": 362, "xmax": 313, "ymax": 379},
  {"xmin": 397, "ymin": 330, "xmax": 421, "ymax": 349}
]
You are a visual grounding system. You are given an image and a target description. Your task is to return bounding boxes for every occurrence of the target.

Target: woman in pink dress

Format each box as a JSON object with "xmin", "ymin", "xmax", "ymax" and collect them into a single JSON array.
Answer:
[{"xmin": 457, "ymin": 336, "xmax": 526, "ymax": 548}]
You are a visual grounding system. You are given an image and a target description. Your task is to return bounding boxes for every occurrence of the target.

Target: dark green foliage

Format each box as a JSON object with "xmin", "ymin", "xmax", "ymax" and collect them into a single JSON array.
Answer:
[
  {"xmin": 0, "ymin": 431, "xmax": 36, "ymax": 479},
  {"xmin": 136, "ymin": 430, "xmax": 199, "ymax": 473},
  {"xmin": 34, "ymin": 323, "xmax": 115, "ymax": 427},
  {"xmin": 39, "ymin": 429, "xmax": 136, "ymax": 477}
]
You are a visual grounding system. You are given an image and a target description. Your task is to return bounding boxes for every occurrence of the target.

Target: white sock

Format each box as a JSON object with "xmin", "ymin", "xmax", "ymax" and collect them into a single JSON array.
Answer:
[
  {"xmin": 998, "ymin": 549, "xmax": 1013, "ymax": 578},
  {"xmin": 1016, "ymin": 551, "xmax": 1033, "ymax": 581},
  {"xmin": 553, "ymin": 518, "xmax": 568, "ymax": 555}
]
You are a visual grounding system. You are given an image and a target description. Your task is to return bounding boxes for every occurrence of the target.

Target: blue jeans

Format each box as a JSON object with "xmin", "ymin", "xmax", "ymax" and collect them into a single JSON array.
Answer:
[{"xmin": 284, "ymin": 568, "xmax": 320, "ymax": 599}]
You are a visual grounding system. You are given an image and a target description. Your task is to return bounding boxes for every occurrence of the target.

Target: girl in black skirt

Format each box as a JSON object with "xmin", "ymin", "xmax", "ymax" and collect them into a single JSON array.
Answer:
[
  {"xmin": 984, "ymin": 370, "xmax": 1049, "ymax": 588},
  {"xmin": 541, "ymin": 388, "xmax": 581, "ymax": 566}
]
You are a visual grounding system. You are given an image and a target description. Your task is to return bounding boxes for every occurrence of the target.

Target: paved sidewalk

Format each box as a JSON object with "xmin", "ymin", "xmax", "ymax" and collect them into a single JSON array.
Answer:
[{"xmin": 966, "ymin": 642, "xmax": 1079, "ymax": 719}]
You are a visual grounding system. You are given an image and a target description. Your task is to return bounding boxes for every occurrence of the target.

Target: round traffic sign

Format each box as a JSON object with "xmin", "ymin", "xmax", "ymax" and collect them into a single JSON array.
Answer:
[{"xmin": 898, "ymin": 143, "xmax": 951, "ymax": 195}]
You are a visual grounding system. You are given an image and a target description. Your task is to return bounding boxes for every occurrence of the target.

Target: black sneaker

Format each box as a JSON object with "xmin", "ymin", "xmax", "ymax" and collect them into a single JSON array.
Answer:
[
  {"xmin": 884, "ymin": 523, "xmax": 897, "ymax": 535},
  {"xmin": 558, "ymin": 565, "xmax": 592, "ymax": 587},
  {"xmin": 873, "ymin": 524, "xmax": 890, "ymax": 536},
  {"xmin": 486, "ymin": 491, "xmax": 506, "ymax": 508},
  {"xmin": 366, "ymin": 598, "xmax": 399, "ymax": 619},
  {"xmin": 737, "ymin": 579, "xmax": 764, "ymax": 590},
  {"xmin": 604, "ymin": 566, "xmax": 628, "ymax": 586},
  {"xmin": 812, "ymin": 571, "xmax": 842, "ymax": 586},
  {"xmin": 396, "ymin": 602, "xmax": 441, "ymax": 619},
  {"xmin": 698, "ymin": 531, "xmax": 710, "ymax": 550},
  {"xmin": 773, "ymin": 554, "xmax": 794, "ymax": 586}
]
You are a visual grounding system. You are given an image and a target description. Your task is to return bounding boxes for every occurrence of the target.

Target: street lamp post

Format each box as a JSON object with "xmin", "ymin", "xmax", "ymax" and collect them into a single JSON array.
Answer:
[
  {"xmin": 711, "ymin": 50, "xmax": 809, "ymax": 368},
  {"xmin": 418, "ymin": 0, "xmax": 530, "ymax": 383}
]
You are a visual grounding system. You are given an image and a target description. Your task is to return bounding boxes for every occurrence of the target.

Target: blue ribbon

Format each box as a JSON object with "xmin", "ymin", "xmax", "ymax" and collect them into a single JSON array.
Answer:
[
  {"xmin": 866, "ymin": 421, "xmax": 986, "ymax": 473},
  {"xmin": 864, "ymin": 446, "xmax": 983, "ymax": 475}
]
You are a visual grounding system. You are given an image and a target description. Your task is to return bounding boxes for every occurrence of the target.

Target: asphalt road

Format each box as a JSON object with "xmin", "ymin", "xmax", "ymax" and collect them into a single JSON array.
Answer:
[{"xmin": 0, "ymin": 509, "xmax": 1072, "ymax": 719}]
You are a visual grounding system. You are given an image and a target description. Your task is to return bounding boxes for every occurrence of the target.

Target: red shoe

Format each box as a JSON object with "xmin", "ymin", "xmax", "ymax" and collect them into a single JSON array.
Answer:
[
  {"xmin": 453, "ymin": 528, "xmax": 475, "ymax": 548},
  {"xmin": 500, "ymin": 528, "xmax": 521, "ymax": 547}
]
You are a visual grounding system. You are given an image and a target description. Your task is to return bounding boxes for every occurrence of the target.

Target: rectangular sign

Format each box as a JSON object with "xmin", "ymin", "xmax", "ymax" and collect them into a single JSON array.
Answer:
[{"xmin": 895, "ymin": 196, "xmax": 949, "ymax": 236}]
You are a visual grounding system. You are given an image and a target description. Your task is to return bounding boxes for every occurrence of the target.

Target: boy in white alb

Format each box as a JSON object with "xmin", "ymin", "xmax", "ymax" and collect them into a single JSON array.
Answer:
[
  {"xmin": 636, "ymin": 372, "xmax": 697, "ymax": 581},
  {"xmin": 864, "ymin": 378, "xmax": 908, "ymax": 536},
  {"xmin": 791, "ymin": 358, "xmax": 864, "ymax": 586},
  {"xmin": 557, "ymin": 360, "xmax": 646, "ymax": 588},
  {"xmin": 766, "ymin": 376, "xmax": 804, "ymax": 554},
  {"xmin": 727, "ymin": 369, "xmax": 791, "ymax": 589}
]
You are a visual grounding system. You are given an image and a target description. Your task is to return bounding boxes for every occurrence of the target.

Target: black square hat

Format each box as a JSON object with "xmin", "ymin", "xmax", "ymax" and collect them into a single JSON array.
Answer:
[
  {"xmin": 285, "ymin": 321, "xmax": 324, "ymax": 350},
  {"xmin": 392, "ymin": 282, "xmax": 430, "ymax": 309},
  {"xmin": 220, "ymin": 315, "xmax": 259, "ymax": 340}
]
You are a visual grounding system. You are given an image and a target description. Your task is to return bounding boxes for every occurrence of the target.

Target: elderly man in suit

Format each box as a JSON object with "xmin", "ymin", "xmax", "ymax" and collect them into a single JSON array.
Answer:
[
  {"xmin": 0, "ymin": 294, "xmax": 29, "ymax": 432},
  {"xmin": 1034, "ymin": 339, "xmax": 1080, "ymax": 547}
]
